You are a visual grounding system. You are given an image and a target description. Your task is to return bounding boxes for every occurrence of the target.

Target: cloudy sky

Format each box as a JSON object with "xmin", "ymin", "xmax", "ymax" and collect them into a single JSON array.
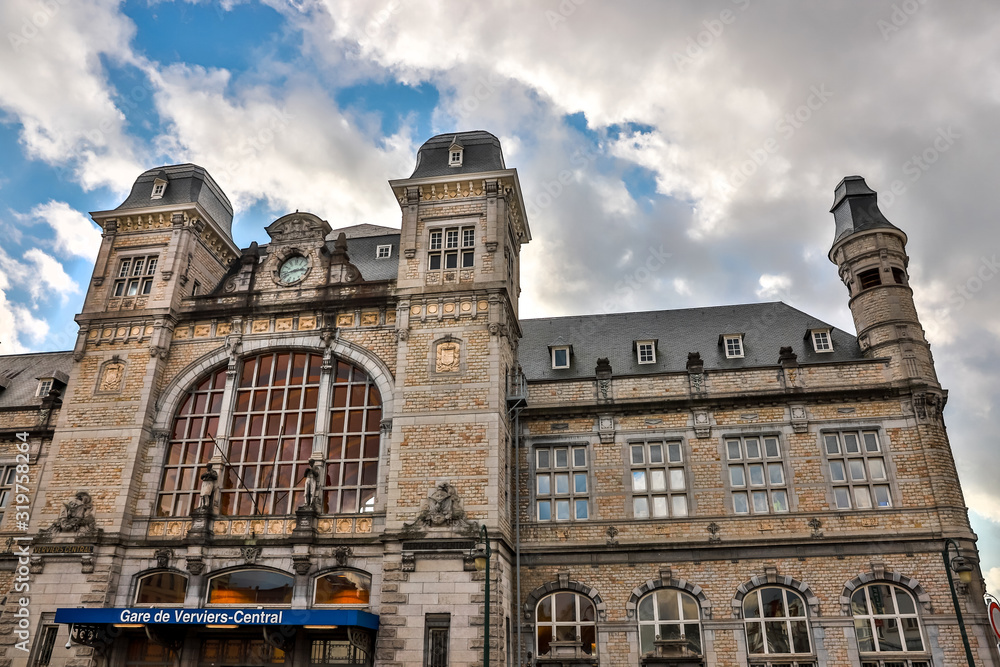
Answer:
[{"xmin": 3, "ymin": 0, "xmax": 1000, "ymax": 592}]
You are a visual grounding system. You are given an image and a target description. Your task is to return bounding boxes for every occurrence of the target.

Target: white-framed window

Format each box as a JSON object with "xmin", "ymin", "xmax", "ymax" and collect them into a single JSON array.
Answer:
[
  {"xmin": 551, "ymin": 346, "xmax": 571, "ymax": 369},
  {"xmin": 151, "ymin": 179, "xmax": 167, "ymax": 199},
  {"xmin": 192, "ymin": 281, "xmax": 201, "ymax": 297},
  {"xmin": 376, "ymin": 244, "xmax": 392, "ymax": 259},
  {"xmin": 535, "ymin": 592, "xmax": 597, "ymax": 658},
  {"xmin": 0, "ymin": 466, "xmax": 15, "ymax": 525},
  {"xmin": 113, "ymin": 254, "xmax": 158, "ymax": 298},
  {"xmin": 726, "ymin": 435, "xmax": 789, "ymax": 514},
  {"xmin": 743, "ymin": 587, "xmax": 813, "ymax": 658},
  {"xmin": 535, "ymin": 445, "xmax": 589, "ymax": 521},
  {"xmin": 428, "ymin": 226, "xmax": 475, "ymax": 271},
  {"xmin": 135, "ymin": 572, "xmax": 188, "ymax": 605},
  {"xmin": 630, "ymin": 439, "xmax": 688, "ymax": 518},
  {"xmin": 637, "ymin": 588, "xmax": 702, "ymax": 656},
  {"xmin": 811, "ymin": 329, "xmax": 833, "ymax": 353},
  {"xmin": 636, "ymin": 340, "xmax": 656, "ymax": 364},
  {"xmin": 823, "ymin": 430, "xmax": 892, "ymax": 510},
  {"xmin": 36, "ymin": 379, "xmax": 53, "ymax": 397},
  {"xmin": 852, "ymin": 584, "xmax": 926, "ymax": 659},
  {"xmin": 449, "ymin": 149, "xmax": 463, "ymax": 166},
  {"xmin": 724, "ymin": 334, "xmax": 744, "ymax": 358}
]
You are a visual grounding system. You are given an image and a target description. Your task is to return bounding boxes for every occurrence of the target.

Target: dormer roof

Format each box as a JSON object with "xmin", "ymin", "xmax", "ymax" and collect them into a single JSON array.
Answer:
[{"xmin": 409, "ymin": 130, "xmax": 505, "ymax": 179}]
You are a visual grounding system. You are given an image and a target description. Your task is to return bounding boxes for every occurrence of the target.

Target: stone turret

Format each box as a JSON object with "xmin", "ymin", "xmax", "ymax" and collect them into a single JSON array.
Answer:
[{"xmin": 828, "ymin": 176, "xmax": 938, "ymax": 386}]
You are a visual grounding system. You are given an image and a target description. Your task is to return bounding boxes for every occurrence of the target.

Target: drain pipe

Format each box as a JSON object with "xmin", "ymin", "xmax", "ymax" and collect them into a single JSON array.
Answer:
[{"xmin": 512, "ymin": 402, "xmax": 523, "ymax": 667}]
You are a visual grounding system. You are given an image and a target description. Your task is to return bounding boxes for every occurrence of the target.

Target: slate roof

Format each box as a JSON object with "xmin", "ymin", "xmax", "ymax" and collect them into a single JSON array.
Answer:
[
  {"xmin": 830, "ymin": 175, "xmax": 902, "ymax": 245},
  {"xmin": 519, "ymin": 302, "xmax": 863, "ymax": 381},
  {"xmin": 115, "ymin": 164, "xmax": 235, "ymax": 238},
  {"xmin": 331, "ymin": 224, "xmax": 401, "ymax": 239},
  {"xmin": 331, "ymin": 233, "xmax": 400, "ymax": 282},
  {"xmin": 0, "ymin": 351, "xmax": 73, "ymax": 409},
  {"xmin": 409, "ymin": 131, "xmax": 506, "ymax": 179}
]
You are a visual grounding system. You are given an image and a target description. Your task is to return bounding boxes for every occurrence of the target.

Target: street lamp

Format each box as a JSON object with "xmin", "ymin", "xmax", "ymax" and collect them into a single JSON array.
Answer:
[
  {"xmin": 943, "ymin": 538, "xmax": 976, "ymax": 667},
  {"xmin": 473, "ymin": 525, "xmax": 492, "ymax": 667}
]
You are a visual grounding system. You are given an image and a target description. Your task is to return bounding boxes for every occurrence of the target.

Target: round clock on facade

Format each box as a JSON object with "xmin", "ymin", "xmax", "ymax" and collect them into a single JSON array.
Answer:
[{"xmin": 278, "ymin": 255, "xmax": 309, "ymax": 283}]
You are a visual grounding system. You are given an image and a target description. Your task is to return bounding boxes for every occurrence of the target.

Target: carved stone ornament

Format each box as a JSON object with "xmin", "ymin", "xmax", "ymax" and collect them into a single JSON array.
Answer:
[
  {"xmin": 301, "ymin": 459, "xmax": 322, "ymax": 510},
  {"xmin": 598, "ymin": 414, "xmax": 615, "ymax": 444},
  {"xmin": 707, "ymin": 522, "xmax": 721, "ymax": 544},
  {"xmin": 334, "ymin": 545, "xmax": 353, "ymax": 567},
  {"xmin": 186, "ymin": 556, "xmax": 205, "ymax": 575},
  {"xmin": 42, "ymin": 490, "xmax": 98, "ymax": 537},
  {"xmin": 292, "ymin": 555, "xmax": 312, "ymax": 575},
  {"xmin": 403, "ymin": 481, "xmax": 476, "ymax": 533},
  {"xmin": 605, "ymin": 526, "xmax": 619, "ymax": 546},
  {"xmin": 693, "ymin": 410, "xmax": 711, "ymax": 439},
  {"xmin": 435, "ymin": 340, "xmax": 461, "ymax": 373},
  {"xmin": 98, "ymin": 361, "xmax": 125, "ymax": 393},
  {"xmin": 154, "ymin": 548, "xmax": 173, "ymax": 568},
  {"xmin": 790, "ymin": 404, "xmax": 808, "ymax": 433},
  {"xmin": 401, "ymin": 553, "xmax": 416, "ymax": 572},
  {"xmin": 808, "ymin": 517, "xmax": 823, "ymax": 538},
  {"xmin": 241, "ymin": 546, "xmax": 262, "ymax": 565}
]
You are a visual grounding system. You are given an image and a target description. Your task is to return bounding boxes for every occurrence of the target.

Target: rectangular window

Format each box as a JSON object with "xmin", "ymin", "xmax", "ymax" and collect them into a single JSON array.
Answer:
[
  {"xmin": 637, "ymin": 341, "xmax": 656, "ymax": 364},
  {"xmin": 812, "ymin": 330, "xmax": 833, "ymax": 352},
  {"xmin": 0, "ymin": 465, "xmax": 15, "ymax": 525},
  {"xmin": 726, "ymin": 435, "xmax": 789, "ymax": 514},
  {"xmin": 428, "ymin": 226, "xmax": 475, "ymax": 273},
  {"xmin": 424, "ymin": 613, "xmax": 450, "ymax": 667},
  {"xmin": 376, "ymin": 245, "xmax": 392, "ymax": 259},
  {"xmin": 858, "ymin": 267, "xmax": 882, "ymax": 289},
  {"xmin": 449, "ymin": 150, "xmax": 462, "ymax": 165},
  {"xmin": 113, "ymin": 254, "xmax": 158, "ymax": 299},
  {"xmin": 551, "ymin": 346, "xmax": 570, "ymax": 369},
  {"xmin": 824, "ymin": 430, "xmax": 892, "ymax": 510},
  {"xmin": 36, "ymin": 379, "xmax": 53, "ymax": 397},
  {"xmin": 29, "ymin": 625, "xmax": 59, "ymax": 667},
  {"xmin": 724, "ymin": 334, "xmax": 744, "ymax": 358},
  {"xmin": 535, "ymin": 445, "xmax": 589, "ymax": 521},
  {"xmin": 191, "ymin": 281, "xmax": 201, "ymax": 297},
  {"xmin": 630, "ymin": 439, "xmax": 687, "ymax": 518}
]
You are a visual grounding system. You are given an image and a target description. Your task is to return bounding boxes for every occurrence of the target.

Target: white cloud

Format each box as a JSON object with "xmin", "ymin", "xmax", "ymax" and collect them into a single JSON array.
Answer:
[
  {"xmin": 28, "ymin": 201, "xmax": 102, "ymax": 262},
  {"xmin": 0, "ymin": 258, "xmax": 49, "ymax": 352},
  {"xmin": 986, "ymin": 567, "xmax": 1000, "ymax": 598},
  {"xmin": 19, "ymin": 249, "xmax": 79, "ymax": 305},
  {"xmin": 756, "ymin": 274, "xmax": 791, "ymax": 300},
  {"xmin": 673, "ymin": 278, "xmax": 692, "ymax": 296}
]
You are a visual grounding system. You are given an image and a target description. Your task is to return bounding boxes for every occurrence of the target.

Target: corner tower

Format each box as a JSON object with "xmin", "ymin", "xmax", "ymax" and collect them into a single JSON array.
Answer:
[{"xmin": 828, "ymin": 176, "xmax": 938, "ymax": 387}]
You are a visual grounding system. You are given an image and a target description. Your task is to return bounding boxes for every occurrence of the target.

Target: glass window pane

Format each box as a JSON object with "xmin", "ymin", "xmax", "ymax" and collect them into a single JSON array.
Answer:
[
  {"xmin": 575, "ymin": 499, "xmax": 588, "ymax": 519},
  {"xmin": 537, "ymin": 449, "xmax": 550, "ymax": 468},
  {"xmin": 727, "ymin": 440, "xmax": 742, "ymax": 460},
  {"xmin": 749, "ymin": 464, "xmax": 765, "ymax": 486},
  {"xmin": 895, "ymin": 588, "xmax": 916, "ymax": 614},
  {"xmin": 765, "ymin": 621, "xmax": 790, "ymax": 654},
  {"xmin": 855, "ymin": 618, "xmax": 875, "ymax": 652},
  {"xmin": 650, "ymin": 470, "xmax": 666, "ymax": 491},
  {"xmin": 874, "ymin": 485, "xmax": 891, "ymax": 507},
  {"xmin": 868, "ymin": 458, "xmax": 886, "ymax": 480},
  {"xmin": 555, "ymin": 449, "xmax": 568, "ymax": 467},
  {"xmin": 851, "ymin": 590, "xmax": 869, "ymax": 615},
  {"xmin": 669, "ymin": 469, "xmax": 685, "ymax": 491},
  {"xmin": 554, "ymin": 593, "xmax": 576, "ymax": 621},
  {"xmin": 771, "ymin": 490, "xmax": 788, "ymax": 512},
  {"xmin": 825, "ymin": 434, "xmax": 840, "ymax": 454},
  {"xmin": 768, "ymin": 463, "xmax": 784, "ymax": 485},
  {"xmin": 668, "ymin": 443, "xmax": 682, "ymax": 463},
  {"xmin": 638, "ymin": 595, "xmax": 655, "ymax": 620},
  {"xmin": 790, "ymin": 619, "xmax": 810, "ymax": 653},
  {"xmin": 902, "ymin": 616, "xmax": 923, "ymax": 651},
  {"xmin": 785, "ymin": 590, "xmax": 805, "ymax": 617},
  {"xmin": 537, "ymin": 500, "xmax": 550, "ymax": 521},
  {"xmin": 537, "ymin": 475, "xmax": 550, "ymax": 494},
  {"xmin": 554, "ymin": 473, "xmax": 569, "ymax": 494},
  {"xmin": 553, "ymin": 348, "xmax": 567, "ymax": 367},
  {"xmin": 730, "ymin": 466, "xmax": 746, "ymax": 487},
  {"xmin": 869, "ymin": 585, "xmax": 895, "ymax": 615},
  {"xmin": 672, "ymin": 495, "xmax": 688, "ymax": 516},
  {"xmin": 863, "ymin": 431, "xmax": 880, "ymax": 452},
  {"xmin": 761, "ymin": 588, "xmax": 785, "ymax": 617},
  {"xmin": 658, "ymin": 590, "xmax": 680, "ymax": 620},
  {"xmin": 849, "ymin": 459, "xmax": 866, "ymax": 481},
  {"xmin": 752, "ymin": 491, "xmax": 769, "ymax": 513},
  {"xmin": 631, "ymin": 445, "xmax": 644, "ymax": 464},
  {"xmin": 632, "ymin": 471, "xmax": 647, "ymax": 492},
  {"xmin": 830, "ymin": 460, "xmax": 846, "ymax": 482},
  {"xmin": 876, "ymin": 617, "xmax": 903, "ymax": 652},
  {"xmin": 744, "ymin": 592, "xmax": 761, "ymax": 618},
  {"xmin": 649, "ymin": 444, "xmax": 663, "ymax": 463},
  {"xmin": 746, "ymin": 621, "xmax": 764, "ymax": 654},
  {"xmin": 633, "ymin": 497, "xmax": 649, "ymax": 518},
  {"xmin": 574, "ymin": 473, "xmax": 587, "ymax": 493},
  {"xmin": 835, "ymin": 487, "xmax": 851, "ymax": 509},
  {"xmin": 746, "ymin": 438, "xmax": 761, "ymax": 458},
  {"xmin": 684, "ymin": 622, "xmax": 701, "ymax": 654},
  {"xmin": 555, "ymin": 500, "xmax": 570, "ymax": 520},
  {"xmin": 573, "ymin": 448, "xmax": 586, "ymax": 467},
  {"xmin": 681, "ymin": 593, "xmax": 699, "ymax": 620},
  {"xmin": 733, "ymin": 492, "xmax": 749, "ymax": 513},
  {"xmin": 764, "ymin": 437, "xmax": 779, "ymax": 458},
  {"xmin": 639, "ymin": 624, "xmax": 656, "ymax": 654},
  {"xmin": 854, "ymin": 486, "xmax": 873, "ymax": 509},
  {"xmin": 845, "ymin": 433, "xmax": 860, "ymax": 453}
]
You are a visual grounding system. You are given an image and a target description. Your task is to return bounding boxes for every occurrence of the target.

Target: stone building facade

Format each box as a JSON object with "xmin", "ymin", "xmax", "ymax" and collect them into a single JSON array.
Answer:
[{"xmin": 0, "ymin": 131, "xmax": 996, "ymax": 667}]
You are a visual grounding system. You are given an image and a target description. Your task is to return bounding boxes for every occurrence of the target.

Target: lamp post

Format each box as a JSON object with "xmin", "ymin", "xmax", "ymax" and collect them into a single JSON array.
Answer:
[
  {"xmin": 943, "ymin": 538, "xmax": 976, "ymax": 667},
  {"xmin": 474, "ymin": 525, "xmax": 492, "ymax": 667}
]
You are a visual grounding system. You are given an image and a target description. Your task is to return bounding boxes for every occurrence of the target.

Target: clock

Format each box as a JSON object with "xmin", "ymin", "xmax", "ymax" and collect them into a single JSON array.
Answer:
[{"xmin": 278, "ymin": 255, "xmax": 309, "ymax": 283}]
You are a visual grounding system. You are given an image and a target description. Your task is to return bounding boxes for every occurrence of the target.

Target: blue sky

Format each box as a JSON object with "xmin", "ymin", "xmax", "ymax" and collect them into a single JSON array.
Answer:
[{"xmin": 3, "ymin": 0, "xmax": 1000, "ymax": 597}]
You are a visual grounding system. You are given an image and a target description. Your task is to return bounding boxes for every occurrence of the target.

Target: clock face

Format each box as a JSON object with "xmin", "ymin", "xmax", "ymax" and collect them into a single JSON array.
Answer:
[{"xmin": 278, "ymin": 255, "xmax": 309, "ymax": 283}]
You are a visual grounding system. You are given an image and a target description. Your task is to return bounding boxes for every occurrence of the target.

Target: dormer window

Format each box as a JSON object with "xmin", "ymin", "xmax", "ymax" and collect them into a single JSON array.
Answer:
[
  {"xmin": 448, "ymin": 137, "xmax": 464, "ymax": 167},
  {"xmin": 36, "ymin": 379, "xmax": 53, "ymax": 397},
  {"xmin": 151, "ymin": 178, "xmax": 168, "ymax": 199},
  {"xmin": 376, "ymin": 244, "xmax": 392, "ymax": 259},
  {"xmin": 811, "ymin": 329, "xmax": 833, "ymax": 353},
  {"xmin": 722, "ymin": 334, "xmax": 744, "ymax": 359},
  {"xmin": 636, "ymin": 340, "xmax": 656, "ymax": 364},
  {"xmin": 551, "ymin": 346, "xmax": 571, "ymax": 369}
]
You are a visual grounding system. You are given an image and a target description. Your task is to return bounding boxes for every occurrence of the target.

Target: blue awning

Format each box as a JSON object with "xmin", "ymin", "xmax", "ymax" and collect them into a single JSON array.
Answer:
[{"xmin": 54, "ymin": 608, "xmax": 379, "ymax": 630}]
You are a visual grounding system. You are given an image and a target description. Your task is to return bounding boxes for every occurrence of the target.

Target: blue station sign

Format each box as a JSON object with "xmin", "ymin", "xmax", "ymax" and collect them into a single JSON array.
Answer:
[{"xmin": 54, "ymin": 607, "xmax": 379, "ymax": 630}]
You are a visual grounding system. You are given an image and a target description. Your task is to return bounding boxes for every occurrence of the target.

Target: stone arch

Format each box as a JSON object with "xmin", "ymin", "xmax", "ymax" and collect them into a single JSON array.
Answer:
[
  {"xmin": 627, "ymin": 570, "xmax": 711, "ymax": 620},
  {"xmin": 130, "ymin": 567, "xmax": 190, "ymax": 605},
  {"xmin": 840, "ymin": 567, "xmax": 931, "ymax": 615},
  {"xmin": 523, "ymin": 577, "xmax": 606, "ymax": 622},
  {"xmin": 732, "ymin": 569, "xmax": 820, "ymax": 618},
  {"xmin": 152, "ymin": 333, "xmax": 395, "ymax": 432}
]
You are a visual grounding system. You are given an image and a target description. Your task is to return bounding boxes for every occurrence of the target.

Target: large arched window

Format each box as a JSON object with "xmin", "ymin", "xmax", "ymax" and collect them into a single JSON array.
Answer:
[
  {"xmin": 313, "ymin": 570, "xmax": 372, "ymax": 606},
  {"xmin": 851, "ymin": 584, "xmax": 925, "ymax": 656},
  {"xmin": 135, "ymin": 572, "xmax": 188, "ymax": 605},
  {"xmin": 743, "ymin": 587, "xmax": 811, "ymax": 657},
  {"xmin": 206, "ymin": 569, "xmax": 294, "ymax": 605},
  {"xmin": 156, "ymin": 352, "xmax": 382, "ymax": 517},
  {"xmin": 535, "ymin": 592, "xmax": 597, "ymax": 658},
  {"xmin": 637, "ymin": 588, "xmax": 701, "ymax": 655}
]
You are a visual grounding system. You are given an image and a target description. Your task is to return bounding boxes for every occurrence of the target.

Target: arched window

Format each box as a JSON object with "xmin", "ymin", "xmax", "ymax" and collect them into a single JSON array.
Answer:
[
  {"xmin": 313, "ymin": 570, "xmax": 372, "ymax": 606},
  {"xmin": 535, "ymin": 592, "xmax": 597, "ymax": 658},
  {"xmin": 851, "ymin": 584, "xmax": 925, "ymax": 655},
  {"xmin": 135, "ymin": 572, "xmax": 188, "ymax": 605},
  {"xmin": 156, "ymin": 352, "xmax": 383, "ymax": 517},
  {"xmin": 637, "ymin": 589, "xmax": 701, "ymax": 655},
  {"xmin": 206, "ymin": 569, "xmax": 294, "ymax": 605},
  {"xmin": 743, "ymin": 587, "xmax": 811, "ymax": 657}
]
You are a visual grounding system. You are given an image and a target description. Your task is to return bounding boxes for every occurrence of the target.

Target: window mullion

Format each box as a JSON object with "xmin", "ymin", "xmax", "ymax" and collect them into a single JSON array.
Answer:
[{"xmin": 210, "ymin": 366, "xmax": 240, "ymax": 468}]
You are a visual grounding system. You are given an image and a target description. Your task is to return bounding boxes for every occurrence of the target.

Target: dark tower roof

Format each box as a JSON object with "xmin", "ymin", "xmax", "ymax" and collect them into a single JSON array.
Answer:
[
  {"xmin": 829, "ymin": 175, "xmax": 903, "ymax": 246},
  {"xmin": 409, "ymin": 131, "xmax": 506, "ymax": 179},
  {"xmin": 116, "ymin": 163, "xmax": 235, "ymax": 238}
]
